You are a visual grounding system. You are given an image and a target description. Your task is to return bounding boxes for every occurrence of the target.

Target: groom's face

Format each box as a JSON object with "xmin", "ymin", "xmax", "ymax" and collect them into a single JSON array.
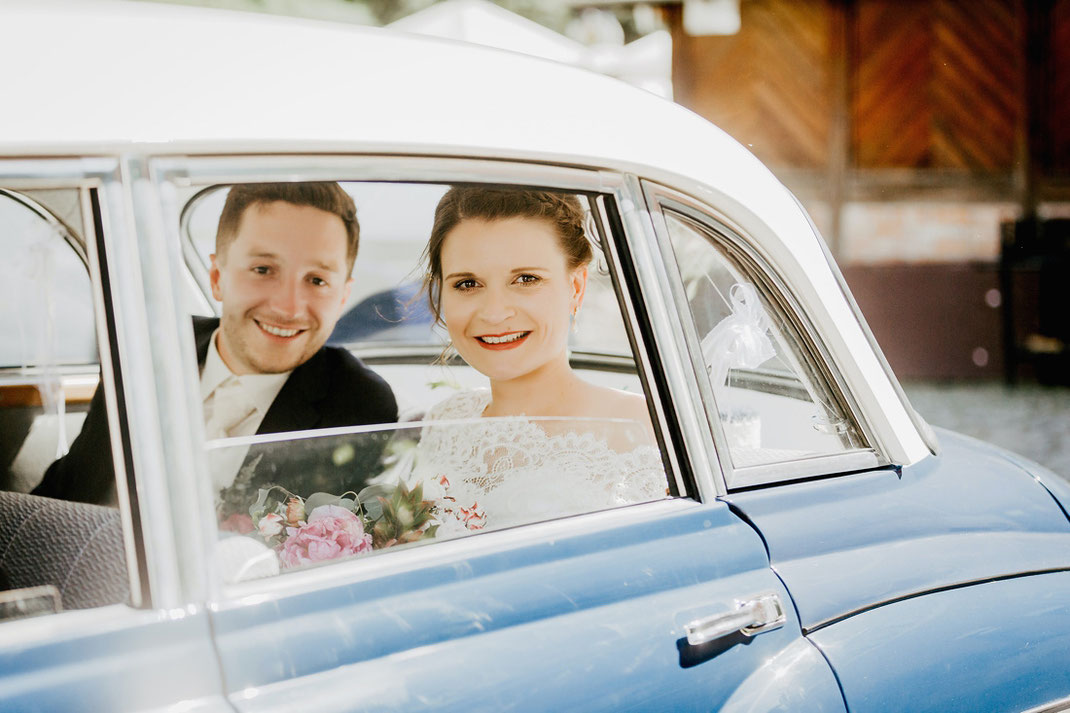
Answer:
[{"xmin": 209, "ymin": 200, "xmax": 352, "ymax": 375}]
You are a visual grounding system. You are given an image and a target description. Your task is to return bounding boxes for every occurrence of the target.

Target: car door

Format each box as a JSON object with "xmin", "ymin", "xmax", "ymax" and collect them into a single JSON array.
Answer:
[
  {"xmin": 156, "ymin": 157, "xmax": 846, "ymax": 712},
  {"xmin": 0, "ymin": 161, "xmax": 228, "ymax": 713},
  {"xmin": 642, "ymin": 182, "xmax": 1070, "ymax": 712}
]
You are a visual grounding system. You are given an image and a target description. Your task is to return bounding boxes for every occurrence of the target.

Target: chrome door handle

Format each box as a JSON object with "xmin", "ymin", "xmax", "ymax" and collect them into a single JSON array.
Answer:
[{"xmin": 684, "ymin": 591, "xmax": 786, "ymax": 646}]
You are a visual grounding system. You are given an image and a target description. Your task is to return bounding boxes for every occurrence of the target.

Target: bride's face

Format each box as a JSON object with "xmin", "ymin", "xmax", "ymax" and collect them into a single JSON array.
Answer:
[{"xmin": 439, "ymin": 216, "xmax": 586, "ymax": 384}]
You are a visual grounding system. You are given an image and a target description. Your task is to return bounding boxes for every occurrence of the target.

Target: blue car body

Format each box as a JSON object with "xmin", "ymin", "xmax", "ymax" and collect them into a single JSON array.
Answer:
[
  {"xmin": 5, "ymin": 433, "xmax": 1067, "ymax": 712},
  {"xmin": 1, "ymin": 3, "xmax": 1068, "ymax": 712}
]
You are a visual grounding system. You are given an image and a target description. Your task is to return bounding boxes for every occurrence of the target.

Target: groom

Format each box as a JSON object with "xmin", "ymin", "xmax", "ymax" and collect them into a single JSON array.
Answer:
[{"xmin": 34, "ymin": 182, "xmax": 397, "ymax": 507}]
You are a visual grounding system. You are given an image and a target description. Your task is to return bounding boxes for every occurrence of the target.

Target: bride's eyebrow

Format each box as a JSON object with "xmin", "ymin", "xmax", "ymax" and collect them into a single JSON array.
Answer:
[
  {"xmin": 511, "ymin": 266, "xmax": 549, "ymax": 274},
  {"xmin": 445, "ymin": 271, "xmax": 477, "ymax": 281}
]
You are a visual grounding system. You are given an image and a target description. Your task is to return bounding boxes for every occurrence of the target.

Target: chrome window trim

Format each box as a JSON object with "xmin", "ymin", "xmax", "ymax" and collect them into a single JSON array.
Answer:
[
  {"xmin": 636, "ymin": 183, "xmax": 736, "ymax": 491},
  {"xmin": 640, "ymin": 181, "xmax": 885, "ymax": 490},
  {"xmin": 730, "ymin": 450, "xmax": 880, "ymax": 489},
  {"xmin": 1022, "ymin": 695, "xmax": 1070, "ymax": 713},
  {"xmin": 589, "ymin": 191, "xmax": 688, "ymax": 498},
  {"xmin": 146, "ymin": 154, "xmax": 702, "ymax": 603},
  {"xmin": 614, "ymin": 174, "xmax": 725, "ymax": 499},
  {"xmin": 125, "ymin": 157, "xmax": 218, "ymax": 608},
  {"xmin": 152, "ymin": 154, "xmax": 610, "ymax": 192},
  {"xmin": 0, "ymin": 368, "xmax": 99, "ymax": 384},
  {"xmin": 0, "ymin": 158, "xmax": 146, "ymax": 609}
]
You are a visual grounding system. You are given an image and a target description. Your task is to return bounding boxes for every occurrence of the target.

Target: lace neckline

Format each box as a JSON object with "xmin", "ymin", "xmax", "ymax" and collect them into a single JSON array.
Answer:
[{"xmin": 430, "ymin": 388, "xmax": 658, "ymax": 455}]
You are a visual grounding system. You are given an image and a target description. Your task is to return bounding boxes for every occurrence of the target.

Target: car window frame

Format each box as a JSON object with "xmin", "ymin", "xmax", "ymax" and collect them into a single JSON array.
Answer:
[
  {"xmin": 149, "ymin": 154, "xmax": 716, "ymax": 600},
  {"xmin": 0, "ymin": 157, "xmax": 148, "ymax": 612},
  {"xmin": 641, "ymin": 181, "xmax": 884, "ymax": 489}
]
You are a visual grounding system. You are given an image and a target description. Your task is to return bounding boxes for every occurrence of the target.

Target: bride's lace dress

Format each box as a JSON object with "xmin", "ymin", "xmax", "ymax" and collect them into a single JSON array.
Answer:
[{"xmin": 413, "ymin": 389, "xmax": 668, "ymax": 533}]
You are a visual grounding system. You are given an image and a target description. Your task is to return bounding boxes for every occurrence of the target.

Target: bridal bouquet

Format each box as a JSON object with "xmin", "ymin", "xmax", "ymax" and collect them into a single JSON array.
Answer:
[{"xmin": 244, "ymin": 481, "xmax": 439, "ymax": 569}]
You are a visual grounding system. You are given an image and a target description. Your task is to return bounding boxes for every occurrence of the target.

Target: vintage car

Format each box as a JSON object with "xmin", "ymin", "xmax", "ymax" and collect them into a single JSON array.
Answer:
[{"xmin": 2, "ymin": 2, "xmax": 1069, "ymax": 712}]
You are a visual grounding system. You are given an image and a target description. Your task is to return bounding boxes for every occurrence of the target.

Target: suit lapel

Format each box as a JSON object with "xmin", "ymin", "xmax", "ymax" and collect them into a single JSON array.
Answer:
[
  {"xmin": 255, "ymin": 349, "xmax": 328, "ymax": 435},
  {"xmin": 192, "ymin": 314, "xmax": 328, "ymax": 436},
  {"xmin": 193, "ymin": 316, "xmax": 219, "ymax": 368}
]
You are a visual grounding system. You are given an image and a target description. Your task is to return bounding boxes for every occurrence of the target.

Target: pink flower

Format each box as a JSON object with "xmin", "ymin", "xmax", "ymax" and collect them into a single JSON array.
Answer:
[
  {"xmin": 257, "ymin": 512, "xmax": 284, "ymax": 538},
  {"xmin": 458, "ymin": 501, "xmax": 487, "ymax": 530},
  {"xmin": 278, "ymin": 505, "xmax": 372, "ymax": 569},
  {"xmin": 219, "ymin": 513, "xmax": 254, "ymax": 534}
]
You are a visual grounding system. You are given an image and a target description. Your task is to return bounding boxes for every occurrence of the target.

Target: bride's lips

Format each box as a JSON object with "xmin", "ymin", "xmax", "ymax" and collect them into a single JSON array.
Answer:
[
  {"xmin": 255, "ymin": 319, "xmax": 307, "ymax": 341},
  {"xmin": 474, "ymin": 330, "xmax": 531, "ymax": 351}
]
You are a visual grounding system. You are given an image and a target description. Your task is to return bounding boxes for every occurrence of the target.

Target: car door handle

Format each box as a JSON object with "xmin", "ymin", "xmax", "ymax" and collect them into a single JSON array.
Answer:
[{"xmin": 684, "ymin": 591, "xmax": 786, "ymax": 646}]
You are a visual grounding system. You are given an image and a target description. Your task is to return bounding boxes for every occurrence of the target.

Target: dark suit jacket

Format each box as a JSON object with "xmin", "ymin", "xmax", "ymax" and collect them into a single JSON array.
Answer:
[{"xmin": 33, "ymin": 317, "xmax": 398, "ymax": 510}]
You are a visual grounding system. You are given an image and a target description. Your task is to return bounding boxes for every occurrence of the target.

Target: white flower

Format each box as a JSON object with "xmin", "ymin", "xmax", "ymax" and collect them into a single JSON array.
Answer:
[
  {"xmin": 421, "ymin": 474, "xmax": 449, "ymax": 501},
  {"xmin": 434, "ymin": 516, "xmax": 470, "ymax": 540},
  {"xmin": 257, "ymin": 512, "xmax": 284, "ymax": 538}
]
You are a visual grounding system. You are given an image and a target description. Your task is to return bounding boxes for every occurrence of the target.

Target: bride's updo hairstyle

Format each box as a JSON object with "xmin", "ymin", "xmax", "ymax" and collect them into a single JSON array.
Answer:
[{"xmin": 423, "ymin": 187, "xmax": 592, "ymax": 326}]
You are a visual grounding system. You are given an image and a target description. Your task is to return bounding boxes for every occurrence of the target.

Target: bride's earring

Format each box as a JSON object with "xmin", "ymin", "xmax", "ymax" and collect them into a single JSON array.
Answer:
[{"xmin": 569, "ymin": 308, "xmax": 579, "ymax": 334}]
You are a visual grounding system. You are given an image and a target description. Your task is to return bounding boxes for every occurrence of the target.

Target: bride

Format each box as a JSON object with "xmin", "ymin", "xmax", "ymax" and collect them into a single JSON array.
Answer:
[{"xmin": 412, "ymin": 187, "xmax": 668, "ymax": 534}]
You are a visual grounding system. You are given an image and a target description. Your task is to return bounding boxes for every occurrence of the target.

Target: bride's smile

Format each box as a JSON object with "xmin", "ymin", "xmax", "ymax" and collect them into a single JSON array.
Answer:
[{"xmin": 475, "ymin": 330, "xmax": 532, "ymax": 349}]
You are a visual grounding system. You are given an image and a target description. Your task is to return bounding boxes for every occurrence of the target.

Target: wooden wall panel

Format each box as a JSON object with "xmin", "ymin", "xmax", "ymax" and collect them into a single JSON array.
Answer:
[
  {"xmin": 931, "ymin": 0, "xmax": 1019, "ymax": 170},
  {"xmin": 852, "ymin": 0, "xmax": 934, "ymax": 167},
  {"xmin": 1051, "ymin": 0, "xmax": 1070, "ymax": 173},
  {"xmin": 852, "ymin": 0, "xmax": 1020, "ymax": 170},
  {"xmin": 670, "ymin": 0, "xmax": 832, "ymax": 169}
]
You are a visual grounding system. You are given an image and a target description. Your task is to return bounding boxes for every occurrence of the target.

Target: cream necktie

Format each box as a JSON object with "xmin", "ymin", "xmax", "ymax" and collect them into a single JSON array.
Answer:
[
  {"xmin": 205, "ymin": 376, "xmax": 257, "ymax": 440},
  {"xmin": 205, "ymin": 376, "xmax": 258, "ymax": 492}
]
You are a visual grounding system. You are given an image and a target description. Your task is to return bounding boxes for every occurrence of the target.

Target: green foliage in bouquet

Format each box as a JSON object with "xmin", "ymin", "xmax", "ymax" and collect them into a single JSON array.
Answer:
[{"xmin": 371, "ymin": 482, "xmax": 438, "ymax": 549}]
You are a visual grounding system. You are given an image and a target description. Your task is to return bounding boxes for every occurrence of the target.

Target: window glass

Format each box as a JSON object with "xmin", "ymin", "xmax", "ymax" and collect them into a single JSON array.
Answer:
[
  {"xmin": 0, "ymin": 192, "xmax": 96, "ymax": 368},
  {"xmin": 0, "ymin": 190, "xmax": 99, "ymax": 494},
  {"xmin": 663, "ymin": 209, "xmax": 865, "ymax": 469},
  {"xmin": 183, "ymin": 183, "xmax": 634, "ymax": 359},
  {"xmin": 184, "ymin": 181, "xmax": 671, "ymax": 582},
  {"xmin": 213, "ymin": 413, "xmax": 665, "ymax": 580},
  {"xmin": 0, "ymin": 186, "xmax": 129, "ymax": 621}
]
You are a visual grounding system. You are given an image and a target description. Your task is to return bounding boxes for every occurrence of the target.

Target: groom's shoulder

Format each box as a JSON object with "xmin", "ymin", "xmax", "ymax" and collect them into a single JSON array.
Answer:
[{"xmin": 314, "ymin": 344, "xmax": 398, "ymax": 420}]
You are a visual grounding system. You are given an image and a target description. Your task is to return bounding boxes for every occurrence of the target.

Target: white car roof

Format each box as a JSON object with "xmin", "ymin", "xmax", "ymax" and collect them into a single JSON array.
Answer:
[{"xmin": 0, "ymin": 0, "xmax": 933, "ymax": 466}]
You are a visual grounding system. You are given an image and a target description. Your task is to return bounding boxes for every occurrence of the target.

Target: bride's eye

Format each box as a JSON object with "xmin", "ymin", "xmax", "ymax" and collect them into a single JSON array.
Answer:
[
  {"xmin": 452, "ymin": 278, "xmax": 479, "ymax": 291},
  {"xmin": 515, "ymin": 274, "xmax": 541, "ymax": 285}
]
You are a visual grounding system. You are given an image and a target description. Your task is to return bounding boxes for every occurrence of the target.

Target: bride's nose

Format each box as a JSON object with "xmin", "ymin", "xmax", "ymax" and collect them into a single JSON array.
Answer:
[{"xmin": 476, "ymin": 291, "xmax": 516, "ymax": 324}]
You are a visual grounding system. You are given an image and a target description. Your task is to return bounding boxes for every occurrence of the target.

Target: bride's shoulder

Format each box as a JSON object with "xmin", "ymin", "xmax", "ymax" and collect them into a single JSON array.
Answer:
[
  {"xmin": 574, "ymin": 384, "xmax": 656, "ymax": 450},
  {"xmin": 582, "ymin": 385, "xmax": 649, "ymax": 422},
  {"xmin": 427, "ymin": 388, "xmax": 490, "ymax": 420}
]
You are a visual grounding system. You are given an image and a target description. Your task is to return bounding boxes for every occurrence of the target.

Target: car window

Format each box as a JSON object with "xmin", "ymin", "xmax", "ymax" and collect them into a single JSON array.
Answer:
[
  {"xmin": 182, "ymin": 183, "xmax": 634, "ymax": 360},
  {"xmin": 0, "ymin": 190, "xmax": 99, "ymax": 494},
  {"xmin": 181, "ymin": 180, "xmax": 674, "ymax": 583},
  {"xmin": 0, "ymin": 182, "xmax": 130, "ymax": 620},
  {"xmin": 661, "ymin": 208, "xmax": 866, "ymax": 471},
  {"xmin": 0, "ymin": 191, "xmax": 96, "ymax": 369}
]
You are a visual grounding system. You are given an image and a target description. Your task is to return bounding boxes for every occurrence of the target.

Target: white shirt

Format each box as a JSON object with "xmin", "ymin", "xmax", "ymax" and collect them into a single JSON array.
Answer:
[
  {"xmin": 201, "ymin": 329, "xmax": 291, "ymax": 489},
  {"xmin": 201, "ymin": 329, "xmax": 290, "ymax": 438}
]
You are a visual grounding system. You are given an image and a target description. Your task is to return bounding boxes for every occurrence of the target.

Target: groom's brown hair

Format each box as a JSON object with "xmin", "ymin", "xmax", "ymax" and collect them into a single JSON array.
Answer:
[{"xmin": 215, "ymin": 182, "xmax": 360, "ymax": 273}]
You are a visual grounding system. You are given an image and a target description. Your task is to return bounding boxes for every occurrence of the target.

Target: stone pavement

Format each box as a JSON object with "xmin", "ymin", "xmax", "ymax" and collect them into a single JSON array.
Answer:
[{"xmin": 902, "ymin": 381, "xmax": 1070, "ymax": 482}]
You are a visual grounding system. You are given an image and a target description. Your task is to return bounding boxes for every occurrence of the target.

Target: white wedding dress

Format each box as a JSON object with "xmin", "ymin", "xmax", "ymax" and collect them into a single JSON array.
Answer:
[{"xmin": 413, "ymin": 389, "xmax": 668, "ymax": 533}]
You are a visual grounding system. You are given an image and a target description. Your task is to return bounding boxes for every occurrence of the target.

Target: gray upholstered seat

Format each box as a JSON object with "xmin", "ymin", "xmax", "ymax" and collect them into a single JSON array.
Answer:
[{"xmin": 0, "ymin": 491, "xmax": 129, "ymax": 611}]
